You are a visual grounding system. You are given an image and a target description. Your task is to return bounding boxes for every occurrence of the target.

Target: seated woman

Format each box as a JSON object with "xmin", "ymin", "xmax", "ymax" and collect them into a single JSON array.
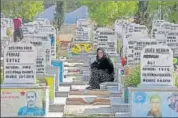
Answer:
[{"xmin": 86, "ymin": 48, "xmax": 114, "ymax": 90}]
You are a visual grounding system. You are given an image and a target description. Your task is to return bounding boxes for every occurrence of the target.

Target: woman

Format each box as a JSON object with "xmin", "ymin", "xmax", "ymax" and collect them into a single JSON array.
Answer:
[{"xmin": 86, "ymin": 48, "xmax": 114, "ymax": 90}]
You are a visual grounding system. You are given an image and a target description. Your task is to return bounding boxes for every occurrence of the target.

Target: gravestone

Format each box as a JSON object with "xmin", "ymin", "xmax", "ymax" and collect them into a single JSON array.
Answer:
[
  {"xmin": 166, "ymin": 31, "xmax": 178, "ymax": 54},
  {"xmin": 134, "ymin": 39, "xmax": 157, "ymax": 64},
  {"xmin": 51, "ymin": 60, "xmax": 64, "ymax": 82},
  {"xmin": 1, "ymin": 18, "xmax": 14, "ymax": 38},
  {"xmin": 36, "ymin": 24, "xmax": 56, "ymax": 59},
  {"xmin": 3, "ymin": 41, "xmax": 37, "ymax": 84},
  {"xmin": 35, "ymin": 18, "xmax": 51, "ymax": 25},
  {"xmin": 75, "ymin": 19, "xmax": 92, "ymax": 42},
  {"xmin": 1, "ymin": 38, "xmax": 10, "ymax": 60},
  {"xmin": 151, "ymin": 20, "xmax": 166, "ymax": 38},
  {"xmin": 95, "ymin": 27, "xmax": 117, "ymax": 54},
  {"xmin": 154, "ymin": 21, "xmax": 169, "ymax": 44},
  {"xmin": 23, "ymin": 23, "xmax": 51, "ymax": 65},
  {"xmin": 23, "ymin": 35, "xmax": 47, "ymax": 75},
  {"xmin": 129, "ymin": 45, "xmax": 178, "ymax": 117},
  {"xmin": 140, "ymin": 45, "xmax": 174, "ymax": 86},
  {"xmin": 46, "ymin": 65, "xmax": 60, "ymax": 91},
  {"xmin": 126, "ymin": 39, "xmax": 137, "ymax": 66}
]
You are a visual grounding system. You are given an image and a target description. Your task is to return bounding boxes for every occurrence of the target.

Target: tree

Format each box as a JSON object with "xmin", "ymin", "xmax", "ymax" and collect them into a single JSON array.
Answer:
[
  {"xmin": 53, "ymin": 1, "xmax": 64, "ymax": 31},
  {"xmin": 148, "ymin": 0, "xmax": 178, "ymax": 23},
  {"xmin": 80, "ymin": 0, "xmax": 138, "ymax": 27},
  {"xmin": 1, "ymin": 0, "xmax": 44, "ymax": 22}
]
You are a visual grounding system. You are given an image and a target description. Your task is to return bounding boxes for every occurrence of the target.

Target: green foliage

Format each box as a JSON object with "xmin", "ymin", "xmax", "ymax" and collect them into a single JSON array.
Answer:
[
  {"xmin": 148, "ymin": 0, "xmax": 178, "ymax": 23},
  {"xmin": 53, "ymin": 1, "xmax": 64, "ymax": 31},
  {"xmin": 124, "ymin": 65, "xmax": 141, "ymax": 87},
  {"xmin": 80, "ymin": 0, "xmax": 138, "ymax": 26},
  {"xmin": 0, "ymin": 71, "xmax": 3, "ymax": 84},
  {"xmin": 1, "ymin": 0, "xmax": 44, "ymax": 22},
  {"xmin": 174, "ymin": 71, "xmax": 178, "ymax": 88}
]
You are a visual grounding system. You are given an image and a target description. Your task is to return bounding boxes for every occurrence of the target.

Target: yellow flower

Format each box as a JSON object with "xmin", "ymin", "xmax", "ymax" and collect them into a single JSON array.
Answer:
[{"xmin": 71, "ymin": 44, "xmax": 81, "ymax": 54}]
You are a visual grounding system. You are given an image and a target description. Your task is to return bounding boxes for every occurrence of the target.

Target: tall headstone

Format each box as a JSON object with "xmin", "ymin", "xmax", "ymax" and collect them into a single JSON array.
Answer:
[
  {"xmin": 23, "ymin": 23, "xmax": 51, "ymax": 65},
  {"xmin": 166, "ymin": 31, "xmax": 178, "ymax": 54},
  {"xmin": 37, "ymin": 24, "xmax": 56, "ymax": 59},
  {"xmin": 75, "ymin": 19, "xmax": 92, "ymax": 42},
  {"xmin": 134, "ymin": 39, "xmax": 157, "ymax": 64},
  {"xmin": 151, "ymin": 20, "xmax": 166, "ymax": 39},
  {"xmin": 95, "ymin": 27, "xmax": 117, "ymax": 54},
  {"xmin": 3, "ymin": 41, "xmax": 37, "ymax": 84},
  {"xmin": 140, "ymin": 45, "xmax": 174, "ymax": 86},
  {"xmin": 24, "ymin": 36, "xmax": 47, "ymax": 74}
]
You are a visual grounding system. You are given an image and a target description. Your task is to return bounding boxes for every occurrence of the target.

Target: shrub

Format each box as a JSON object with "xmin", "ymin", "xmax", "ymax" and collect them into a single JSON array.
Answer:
[
  {"xmin": 123, "ymin": 65, "xmax": 140, "ymax": 87},
  {"xmin": 174, "ymin": 71, "xmax": 178, "ymax": 88}
]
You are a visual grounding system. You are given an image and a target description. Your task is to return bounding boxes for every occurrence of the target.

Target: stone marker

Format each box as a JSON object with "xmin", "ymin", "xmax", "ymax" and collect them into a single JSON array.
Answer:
[
  {"xmin": 3, "ymin": 41, "xmax": 37, "ymax": 84},
  {"xmin": 75, "ymin": 19, "xmax": 92, "ymax": 42},
  {"xmin": 95, "ymin": 27, "xmax": 117, "ymax": 54},
  {"xmin": 140, "ymin": 45, "xmax": 174, "ymax": 86}
]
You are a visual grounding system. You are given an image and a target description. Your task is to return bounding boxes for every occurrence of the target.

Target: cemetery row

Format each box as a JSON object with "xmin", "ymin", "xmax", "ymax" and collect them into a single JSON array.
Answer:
[
  {"xmin": 1, "ymin": 18, "xmax": 64, "ymax": 117},
  {"xmin": 1, "ymin": 17, "xmax": 178, "ymax": 117},
  {"xmin": 114, "ymin": 20, "xmax": 178, "ymax": 117}
]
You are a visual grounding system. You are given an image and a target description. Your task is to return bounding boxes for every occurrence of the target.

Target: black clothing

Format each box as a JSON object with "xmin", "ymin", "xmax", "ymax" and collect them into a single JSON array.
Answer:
[
  {"xmin": 88, "ymin": 56, "xmax": 115, "ymax": 89},
  {"xmin": 91, "ymin": 57, "xmax": 114, "ymax": 75}
]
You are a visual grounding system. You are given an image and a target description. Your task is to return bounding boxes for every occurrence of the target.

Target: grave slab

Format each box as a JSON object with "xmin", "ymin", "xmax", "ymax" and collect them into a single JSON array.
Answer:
[
  {"xmin": 115, "ymin": 112, "xmax": 130, "ymax": 117},
  {"xmin": 110, "ymin": 97, "xmax": 130, "ymax": 113},
  {"xmin": 49, "ymin": 97, "xmax": 67, "ymax": 112},
  {"xmin": 64, "ymin": 105, "xmax": 113, "ymax": 115},
  {"xmin": 46, "ymin": 112, "xmax": 63, "ymax": 117},
  {"xmin": 69, "ymin": 89, "xmax": 109, "ymax": 95},
  {"xmin": 58, "ymin": 86, "xmax": 70, "ymax": 92},
  {"xmin": 66, "ymin": 97, "xmax": 110, "ymax": 105}
]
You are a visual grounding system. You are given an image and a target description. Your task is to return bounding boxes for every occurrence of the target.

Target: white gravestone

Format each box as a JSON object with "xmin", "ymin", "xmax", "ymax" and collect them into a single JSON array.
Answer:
[
  {"xmin": 166, "ymin": 31, "xmax": 178, "ymax": 55},
  {"xmin": 1, "ymin": 18, "xmax": 14, "ymax": 39},
  {"xmin": 127, "ymin": 39, "xmax": 137, "ymax": 66},
  {"xmin": 151, "ymin": 20, "xmax": 166, "ymax": 38},
  {"xmin": 35, "ymin": 18, "xmax": 51, "ymax": 25},
  {"xmin": 23, "ymin": 23, "xmax": 52, "ymax": 64},
  {"xmin": 37, "ymin": 25, "xmax": 56, "ymax": 59},
  {"xmin": 141, "ymin": 45, "xmax": 174, "ymax": 86},
  {"xmin": 1, "ymin": 38, "xmax": 10, "ymax": 60},
  {"xmin": 75, "ymin": 19, "xmax": 92, "ymax": 42},
  {"xmin": 24, "ymin": 35, "xmax": 48, "ymax": 74},
  {"xmin": 3, "ymin": 41, "xmax": 37, "ymax": 84},
  {"xmin": 134, "ymin": 39, "xmax": 157, "ymax": 64},
  {"xmin": 96, "ymin": 27, "xmax": 117, "ymax": 54}
]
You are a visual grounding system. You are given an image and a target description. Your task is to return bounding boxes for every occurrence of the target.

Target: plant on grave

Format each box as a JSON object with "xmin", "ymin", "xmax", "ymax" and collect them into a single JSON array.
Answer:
[
  {"xmin": 123, "ymin": 64, "xmax": 141, "ymax": 87},
  {"xmin": 174, "ymin": 71, "xmax": 178, "ymax": 88},
  {"xmin": 0, "ymin": 70, "xmax": 3, "ymax": 84}
]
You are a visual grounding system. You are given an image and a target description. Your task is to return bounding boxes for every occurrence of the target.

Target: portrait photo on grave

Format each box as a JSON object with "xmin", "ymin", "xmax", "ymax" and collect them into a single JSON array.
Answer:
[
  {"xmin": 17, "ymin": 91, "xmax": 45, "ymax": 116},
  {"xmin": 131, "ymin": 91, "xmax": 178, "ymax": 117},
  {"xmin": 1, "ymin": 88, "xmax": 46, "ymax": 117}
]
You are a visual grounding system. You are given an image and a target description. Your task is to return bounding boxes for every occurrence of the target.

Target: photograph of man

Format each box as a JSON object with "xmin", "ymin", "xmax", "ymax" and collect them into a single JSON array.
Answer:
[
  {"xmin": 147, "ymin": 95, "xmax": 162, "ymax": 117},
  {"xmin": 17, "ymin": 91, "xmax": 45, "ymax": 116}
]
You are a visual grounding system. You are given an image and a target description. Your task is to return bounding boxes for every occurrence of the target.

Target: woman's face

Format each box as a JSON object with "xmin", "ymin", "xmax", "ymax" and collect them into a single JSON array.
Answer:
[{"xmin": 97, "ymin": 50, "xmax": 104, "ymax": 59}]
